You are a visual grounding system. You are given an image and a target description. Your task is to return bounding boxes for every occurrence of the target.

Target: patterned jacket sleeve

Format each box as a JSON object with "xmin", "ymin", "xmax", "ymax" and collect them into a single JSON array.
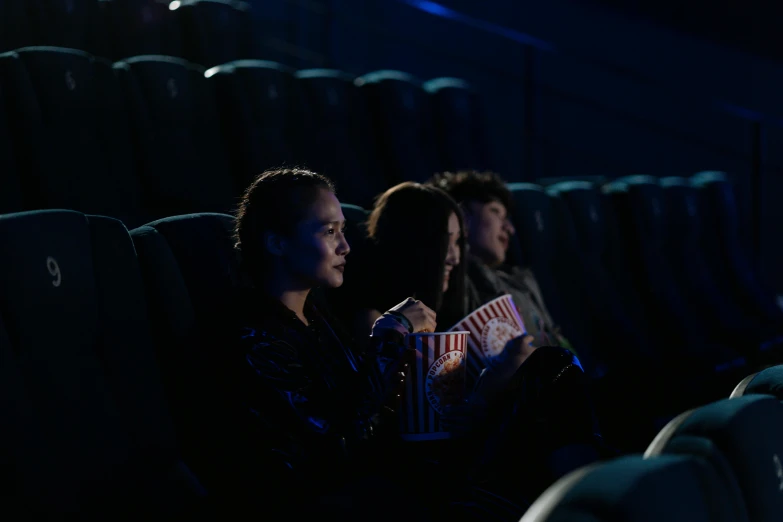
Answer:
[{"xmin": 240, "ymin": 325, "xmax": 409, "ymax": 465}]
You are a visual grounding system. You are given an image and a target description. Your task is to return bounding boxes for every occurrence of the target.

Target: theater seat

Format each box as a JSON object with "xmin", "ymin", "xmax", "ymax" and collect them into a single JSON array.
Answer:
[
  {"xmin": 693, "ymin": 171, "xmax": 783, "ymax": 329},
  {"xmin": 0, "ymin": 47, "xmax": 146, "ymax": 227},
  {"xmin": 130, "ymin": 213, "xmax": 252, "ymax": 513},
  {"xmin": 24, "ymin": 0, "xmax": 104, "ymax": 55},
  {"xmin": 548, "ymin": 180, "xmax": 717, "ymax": 449},
  {"xmin": 662, "ymin": 177, "xmax": 783, "ymax": 357},
  {"xmin": 520, "ymin": 455, "xmax": 746, "ymax": 522},
  {"xmin": 356, "ymin": 70, "xmax": 439, "ymax": 184},
  {"xmin": 0, "ymin": 81, "xmax": 22, "ymax": 215},
  {"xmin": 424, "ymin": 77, "xmax": 490, "ymax": 172},
  {"xmin": 206, "ymin": 60, "xmax": 298, "ymax": 193},
  {"xmin": 102, "ymin": 0, "xmax": 183, "ymax": 60},
  {"xmin": 603, "ymin": 175, "xmax": 748, "ymax": 372},
  {"xmin": 731, "ymin": 365, "xmax": 783, "ymax": 399},
  {"xmin": 115, "ymin": 55, "xmax": 237, "ymax": 219},
  {"xmin": 0, "ymin": 2, "xmax": 32, "ymax": 52},
  {"xmin": 296, "ymin": 69, "xmax": 383, "ymax": 208},
  {"xmin": 0, "ymin": 209, "xmax": 207, "ymax": 518},
  {"xmin": 646, "ymin": 395, "xmax": 783, "ymax": 522},
  {"xmin": 174, "ymin": 0, "xmax": 252, "ymax": 67}
]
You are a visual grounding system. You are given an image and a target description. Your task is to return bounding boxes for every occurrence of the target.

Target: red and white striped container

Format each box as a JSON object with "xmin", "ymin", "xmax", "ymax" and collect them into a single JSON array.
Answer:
[
  {"xmin": 449, "ymin": 294, "xmax": 527, "ymax": 383},
  {"xmin": 399, "ymin": 331, "xmax": 469, "ymax": 441}
]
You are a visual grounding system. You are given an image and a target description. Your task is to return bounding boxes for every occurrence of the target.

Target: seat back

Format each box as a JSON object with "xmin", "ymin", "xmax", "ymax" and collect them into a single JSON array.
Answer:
[
  {"xmin": 0, "ymin": 47, "xmax": 146, "ymax": 227},
  {"xmin": 207, "ymin": 60, "xmax": 298, "ymax": 193},
  {"xmin": 0, "ymin": 79, "xmax": 22, "ymax": 215},
  {"xmin": 24, "ymin": 0, "xmax": 103, "ymax": 54},
  {"xmin": 357, "ymin": 70, "xmax": 438, "ymax": 184},
  {"xmin": 296, "ymin": 69, "xmax": 383, "ymax": 208},
  {"xmin": 103, "ymin": 0, "xmax": 183, "ymax": 60},
  {"xmin": 646, "ymin": 395, "xmax": 783, "ymax": 522},
  {"xmin": 424, "ymin": 77, "xmax": 490, "ymax": 172},
  {"xmin": 731, "ymin": 366, "xmax": 783, "ymax": 399},
  {"xmin": 693, "ymin": 171, "xmax": 783, "ymax": 324},
  {"xmin": 115, "ymin": 55, "xmax": 237, "ymax": 219},
  {"xmin": 0, "ymin": 209, "xmax": 205, "ymax": 517},
  {"xmin": 130, "ymin": 213, "xmax": 248, "ymax": 501},
  {"xmin": 175, "ymin": 0, "xmax": 252, "ymax": 67},
  {"xmin": 521, "ymin": 454, "xmax": 747, "ymax": 522}
]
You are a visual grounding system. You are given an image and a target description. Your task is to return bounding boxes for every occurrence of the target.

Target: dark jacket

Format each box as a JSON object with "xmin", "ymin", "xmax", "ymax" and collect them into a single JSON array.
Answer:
[{"xmin": 232, "ymin": 289, "xmax": 410, "ymax": 490}]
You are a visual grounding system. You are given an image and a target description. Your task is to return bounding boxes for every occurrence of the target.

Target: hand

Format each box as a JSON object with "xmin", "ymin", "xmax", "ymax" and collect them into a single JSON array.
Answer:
[
  {"xmin": 388, "ymin": 298, "xmax": 437, "ymax": 333},
  {"xmin": 490, "ymin": 334, "xmax": 536, "ymax": 370},
  {"xmin": 475, "ymin": 334, "xmax": 536, "ymax": 402}
]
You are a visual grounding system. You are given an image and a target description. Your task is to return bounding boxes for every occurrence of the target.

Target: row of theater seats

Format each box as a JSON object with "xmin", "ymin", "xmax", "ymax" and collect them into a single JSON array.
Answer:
[
  {"xmin": 2, "ymin": 201, "xmax": 780, "ymax": 518},
  {"xmin": 0, "ymin": 46, "xmax": 488, "ymax": 227},
  {"xmin": 523, "ymin": 367, "xmax": 783, "ymax": 521},
  {"xmin": 0, "ymin": 0, "xmax": 253, "ymax": 68},
  {"xmin": 336, "ymin": 171, "xmax": 783, "ymax": 450}
]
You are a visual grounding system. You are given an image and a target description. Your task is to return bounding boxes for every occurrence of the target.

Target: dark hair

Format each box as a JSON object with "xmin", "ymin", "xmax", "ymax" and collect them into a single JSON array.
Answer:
[
  {"xmin": 366, "ymin": 182, "xmax": 467, "ymax": 325},
  {"xmin": 234, "ymin": 168, "xmax": 335, "ymax": 284},
  {"xmin": 429, "ymin": 170, "xmax": 511, "ymax": 212}
]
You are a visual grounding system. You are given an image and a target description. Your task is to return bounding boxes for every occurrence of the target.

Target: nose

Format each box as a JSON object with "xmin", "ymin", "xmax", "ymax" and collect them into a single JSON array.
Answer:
[
  {"xmin": 504, "ymin": 218, "xmax": 516, "ymax": 236},
  {"xmin": 337, "ymin": 232, "xmax": 350, "ymax": 256}
]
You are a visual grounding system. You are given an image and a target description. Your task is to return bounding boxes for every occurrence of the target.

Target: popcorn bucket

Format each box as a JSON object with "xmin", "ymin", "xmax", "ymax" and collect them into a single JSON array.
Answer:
[
  {"xmin": 399, "ymin": 331, "xmax": 469, "ymax": 441},
  {"xmin": 449, "ymin": 294, "xmax": 527, "ymax": 383}
]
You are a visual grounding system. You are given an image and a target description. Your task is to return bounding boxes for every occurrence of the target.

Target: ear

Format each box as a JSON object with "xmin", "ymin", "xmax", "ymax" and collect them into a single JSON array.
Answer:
[{"xmin": 263, "ymin": 230, "xmax": 286, "ymax": 257}]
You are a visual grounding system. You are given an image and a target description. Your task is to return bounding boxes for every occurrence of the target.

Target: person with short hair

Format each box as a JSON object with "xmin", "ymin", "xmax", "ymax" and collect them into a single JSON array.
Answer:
[{"xmin": 429, "ymin": 170, "xmax": 573, "ymax": 352}]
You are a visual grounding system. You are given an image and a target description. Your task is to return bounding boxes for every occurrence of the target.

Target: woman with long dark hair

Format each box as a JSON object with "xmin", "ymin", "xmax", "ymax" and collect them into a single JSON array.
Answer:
[{"xmin": 352, "ymin": 182, "xmax": 610, "ymax": 505}]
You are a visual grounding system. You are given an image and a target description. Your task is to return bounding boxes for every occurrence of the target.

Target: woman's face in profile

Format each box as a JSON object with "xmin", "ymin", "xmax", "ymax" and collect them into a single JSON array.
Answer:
[
  {"xmin": 283, "ymin": 188, "xmax": 351, "ymax": 289},
  {"xmin": 442, "ymin": 212, "xmax": 461, "ymax": 292}
]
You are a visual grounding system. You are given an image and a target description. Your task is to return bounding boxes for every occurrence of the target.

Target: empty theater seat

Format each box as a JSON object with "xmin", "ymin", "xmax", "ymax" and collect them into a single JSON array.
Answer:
[
  {"xmin": 646, "ymin": 395, "xmax": 783, "ymax": 522},
  {"xmin": 102, "ymin": 0, "xmax": 183, "ymax": 60},
  {"xmin": 0, "ymin": 2, "xmax": 32, "ymax": 52},
  {"xmin": 0, "ymin": 82, "xmax": 22, "ymax": 215},
  {"xmin": 424, "ymin": 77, "xmax": 490, "ymax": 172},
  {"xmin": 731, "ymin": 365, "xmax": 783, "ymax": 399},
  {"xmin": 661, "ymin": 177, "xmax": 783, "ymax": 355},
  {"xmin": 23, "ymin": 0, "xmax": 105, "ymax": 55},
  {"xmin": 0, "ymin": 47, "xmax": 146, "ymax": 227},
  {"xmin": 520, "ymin": 454, "xmax": 747, "ymax": 522},
  {"xmin": 174, "ymin": 0, "xmax": 252, "ymax": 67},
  {"xmin": 356, "ymin": 70, "xmax": 439, "ymax": 184},
  {"xmin": 206, "ymin": 60, "xmax": 298, "ymax": 192},
  {"xmin": 693, "ymin": 171, "xmax": 783, "ymax": 328},
  {"xmin": 0, "ymin": 209, "xmax": 207, "ymax": 518},
  {"xmin": 602, "ymin": 175, "xmax": 749, "ymax": 370},
  {"xmin": 547, "ymin": 180, "xmax": 656, "ymax": 368},
  {"xmin": 115, "ymin": 55, "xmax": 237, "ymax": 219},
  {"xmin": 130, "ymin": 213, "xmax": 255, "ymax": 514},
  {"xmin": 295, "ymin": 69, "xmax": 383, "ymax": 208}
]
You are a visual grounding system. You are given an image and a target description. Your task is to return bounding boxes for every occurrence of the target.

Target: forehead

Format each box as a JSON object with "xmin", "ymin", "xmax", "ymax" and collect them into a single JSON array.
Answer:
[{"xmin": 302, "ymin": 187, "xmax": 344, "ymax": 223}]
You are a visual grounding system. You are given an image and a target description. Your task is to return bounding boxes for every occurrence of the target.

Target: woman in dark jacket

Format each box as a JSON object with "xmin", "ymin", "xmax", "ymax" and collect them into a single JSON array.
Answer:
[{"xmin": 230, "ymin": 168, "xmax": 465, "ymax": 521}]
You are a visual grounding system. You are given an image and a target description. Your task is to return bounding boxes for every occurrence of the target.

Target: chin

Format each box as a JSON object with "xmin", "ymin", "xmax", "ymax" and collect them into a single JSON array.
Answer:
[{"xmin": 326, "ymin": 275, "xmax": 344, "ymax": 288}]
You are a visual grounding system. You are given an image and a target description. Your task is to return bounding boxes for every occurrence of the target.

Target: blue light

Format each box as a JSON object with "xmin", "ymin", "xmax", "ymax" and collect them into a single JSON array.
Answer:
[{"xmin": 400, "ymin": 0, "xmax": 556, "ymax": 52}]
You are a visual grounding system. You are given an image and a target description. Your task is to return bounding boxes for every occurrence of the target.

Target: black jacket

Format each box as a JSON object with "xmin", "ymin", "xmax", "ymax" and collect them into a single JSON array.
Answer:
[{"xmin": 232, "ymin": 289, "xmax": 410, "ymax": 488}]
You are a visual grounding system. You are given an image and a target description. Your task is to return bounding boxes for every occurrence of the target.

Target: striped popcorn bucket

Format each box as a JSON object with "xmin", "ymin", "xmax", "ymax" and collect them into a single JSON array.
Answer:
[
  {"xmin": 449, "ymin": 294, "xmax": 527, "ymax": 384},
  {"xmin": 399, "ymin": 331, "xmax": 469, "ymax": 441}
]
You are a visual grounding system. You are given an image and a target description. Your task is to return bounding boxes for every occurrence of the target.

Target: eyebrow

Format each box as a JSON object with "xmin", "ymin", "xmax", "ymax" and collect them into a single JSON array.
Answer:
[{"xmin": 321, "ymin": 220, "xmax": 346, "ymax": 227}]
